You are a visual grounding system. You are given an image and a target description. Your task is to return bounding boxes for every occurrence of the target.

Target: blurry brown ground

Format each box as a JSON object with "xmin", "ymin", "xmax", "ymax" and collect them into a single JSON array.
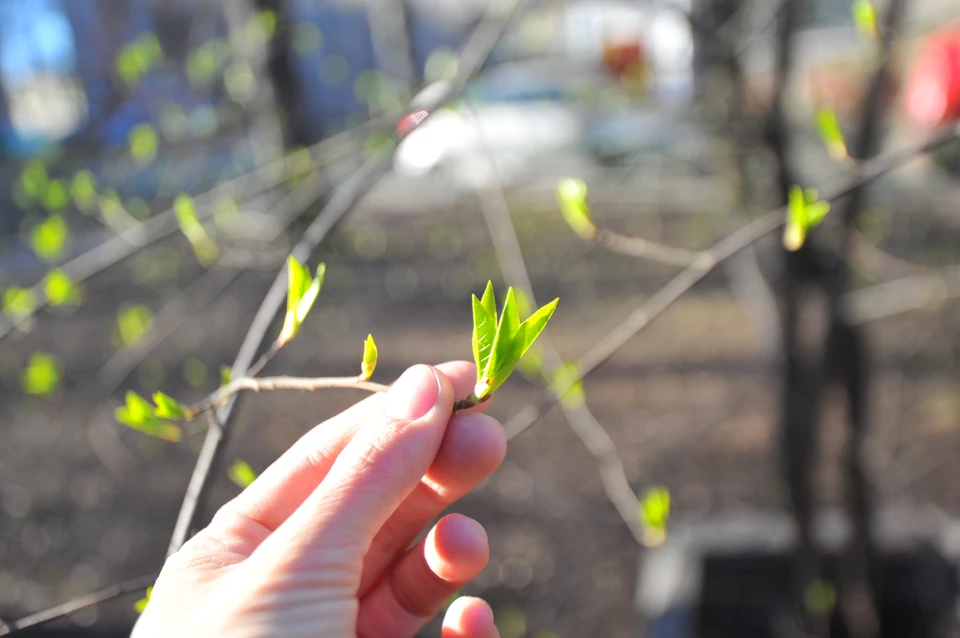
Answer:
[{"xmin": 2, "ymin": 177, "xmax": 960, "ymax": 637}]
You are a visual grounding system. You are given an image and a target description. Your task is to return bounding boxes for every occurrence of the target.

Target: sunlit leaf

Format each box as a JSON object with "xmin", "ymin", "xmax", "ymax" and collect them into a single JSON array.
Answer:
[
  {"xmin": 228, "ymin": 460, "xmax": 258, "ymax": 488},
  {"xmin": 3, "ymin": 287, "xmax": 37, "ymax": 318},
  {"xmin": 220, "ymin": 365, "xmax": 233, "ymax": 387},
  {"xmin": 556, "ymin": 178, "xmax": 596, "ymax": 241},
  {"xmin": 174, "ymin": 194, "xmax": 218, "ymax": 265},
  {"xmin": 44, "ymin": 269, "xmax": 79, "ymax": 306},
  {"xmin": 638, "ymin": 486, "xmax": 671, "ymax": 543},
  {"xmin": 783, "ymin": 185, "xmax": 831, "ymax": 251},
  {"xmin": 360, "ymin": 334, "xmax": 378, "ymax": 380},
  {"xmin": 852, "ymin": 0, "xmax": 877, "ymax": 38},
  {"xmin": 116, "ymin": 304, "xmax": 153, "ymax": 347},
  {"xmin": 115, "ymin": 391, "xmax": 182, "ymax": 441},
  {"xmin": 21, "ymin": 352, "xmax": 61, "ymax": 395},
  {"xmin": 152, "ymin": 391, "xmax": 192, "ymax": 420},
  {"xmin": 472, "ymin": 284, "xmax": 559, "ymax": 401},
  {"xmin": 30, "ymin": 213, "xmax": 68, "ymax": 262},
  {"xmin": 815, "ymin": 108, "xmax": 848, "ymax": 160},
  {"xmin": 278, "ymin": 257, "xmax": 324, "ymax": 346},
  {"xmin": 471, "ymin": 282, "xmax": 497, "ymax": 382},
  {"xmin": 129, "ymin": 124, "xmax": 158, "ymax": 163},
  {"xmin": 133, "ymin": 586, "xmax": 153, "ymax": 614}
]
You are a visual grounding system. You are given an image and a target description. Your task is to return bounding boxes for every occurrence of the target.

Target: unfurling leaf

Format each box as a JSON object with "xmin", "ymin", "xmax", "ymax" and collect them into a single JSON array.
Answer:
[
  {"xmin": 228, "ymin": 459, "xmax": 258, "ymax": 488},
  {"xmin": 638, "ymin": 486, "xmax": 671, "ymax": 546},
  {"xmin": 470, "ymin": 282, "xmax": 559, "ymax": 402},
  {"xmin": 152, "ymin": 391, "xmax": 193, "ymax": 421},
  {"xmin": 174, "ymin": 195, "xmax": 218, "ymax": 265},
  {"xmin": 360, "ymin": 334, "xmax": 378, "ymax": 380},
  {"xmin": 783, "ymin": 185, "xmax": 831, "ymax": 251},
  {"xmin": 555, "ymin": 178, "xmax": 596, "ymax": 241},
  {"xmin": 115, "ymin": 391, "xmax": 182, "ymax": 441},
  {"xmin": 22, "ymin": 352, "xmax": 61, "ymax": 396},
  {"xmin": 815, "ymin": 108, "xmax": 848, "ymax": 161},
  {"xmin": 134, "ymin": 586, "xmax": 153, "ymax": 614},
  {"xmin": 278, "ymin": 257, "xmax": 325, "ymax": 346}
]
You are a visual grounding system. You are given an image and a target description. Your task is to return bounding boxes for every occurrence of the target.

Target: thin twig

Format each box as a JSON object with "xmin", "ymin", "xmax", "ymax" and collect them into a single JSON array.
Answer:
[
  {"xmin": 0, "ymin": 573, "xmax": 157, "ymax": 636},
  {"xmin": 594, "ymin": 228, "xmax": 702, "ymax": 266},
  {"xmin": 503, "ymin": 123, "xmax": 960, "ymax": 440},
  {"xmin": 846, "ymin": 264, "xmax": 960, "ymax": 324},
  {"xmin": 166, "ymin": 0, "xmax": 523, "ymax": 558},
  {"xmin": 189, "ymin": 376, "xmax": 389, "ymax": 415}
]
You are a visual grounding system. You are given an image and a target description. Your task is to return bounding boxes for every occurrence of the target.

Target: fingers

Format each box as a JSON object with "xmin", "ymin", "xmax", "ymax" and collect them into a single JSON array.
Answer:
[
  {"xmin": 356, "ymin": 514, "xmax": 491, "ymax": 638},
  {"xmin": 442, "ymin": 598, "xmax": 500, "ymax": 638},
  {"xmin": 358, "ymin": 409, "xmax": 505, "ymax": 595},
  {"xmin": 253, "ymin": 365, "xmax": 454, "ymax": 569},
  {"xmin": 204, "ymin": 361, "xmax": 480, "ymax": 551}
]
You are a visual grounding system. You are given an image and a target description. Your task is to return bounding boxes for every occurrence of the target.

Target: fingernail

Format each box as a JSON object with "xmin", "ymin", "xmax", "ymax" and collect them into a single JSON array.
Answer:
[{"xmin": 385, "ymin": 365, "xmax": 440, "ymax": 421}]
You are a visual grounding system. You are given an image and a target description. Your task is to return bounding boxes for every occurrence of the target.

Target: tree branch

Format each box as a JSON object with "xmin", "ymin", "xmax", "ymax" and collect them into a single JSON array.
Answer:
[
  {"xmin": 166, "ymin": 0, "xmax": 524, "ymax": 557},
  {"xmin": 188, "ymin": 375, "xmax": 388, "ymax": 415},
  {"xmin": 503, "ymin": 122, "xmax": 960, "ymax": 440}
]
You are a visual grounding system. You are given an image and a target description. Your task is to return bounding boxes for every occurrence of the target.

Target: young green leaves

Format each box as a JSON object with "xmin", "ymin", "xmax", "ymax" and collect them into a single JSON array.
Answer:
[
  {"xmin": 278, "ymin": 256, "xmax": 325, "ymax": 346},
  {"xmin": 638, "ymin": 486, "xmax": 671, "ymax": 546},
  {"xmin": 114, "ymin": 391, "xmax": 185, "ymax": 442},
  {"xmin": 815, "ymin": 107, "xmax": 848, "ymax": 161},
  {"xmin": 555, "ymin": 178, "xmax": 597, "ymax": 241},
  {"xmin": 783, "ymin": 185, "xmax": 831, "ymax": 251},
  {"xmin": 471, "ymin": 282, "xmax": 558, "ymax": 402},
  {"xmin": 228, "ymin": 459, "xmax": 258, "ymax": 488},
  {"xmin": 360, "ymin": 334, "xmax": 378, "ymax": 380}
]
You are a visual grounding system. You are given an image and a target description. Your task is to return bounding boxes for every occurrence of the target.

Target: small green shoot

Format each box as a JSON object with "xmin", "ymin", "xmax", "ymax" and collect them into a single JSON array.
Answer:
[
  {"xmin": 783, "ymin": 185, "xmax": 831, "ymax": 251},
  {"xmin": 815, "ymin": 108, "xmax": 848, "ymax": 161},
  {"xmin": 638, "ymin": 486, "xmax": 671, "ymax": 546},
  {"xmin": 278, "ymin": 256, "xmax": 325, "ymax": 346},
  {"xmin": 360, "ymin": 334, "xmax": 378, "ymax": 380},
  {"xmin": 220, "ymin": 365, "xmax": 233, "ymax": 386},
  {"xmin": 228, "ymin": 460, "xmax": 258, "ymax": 488},
  {"xmin": 115, "ymin": 391, "xmax": 183, "ymax": 441},
  {"xmin": 133, "ymin": 586, "xmax": 153, "ymax": 614},
  {"xmin": 470, "ymin": 281, "xmax": 558, "ymax": 403},
  {"xmin": 852, "ymin": 0, "xmax": 877, "ymax": 38},
  {"xmin": 152, "ymin": 391, "xmax": 194, "ymax": 420},
  {"xmin": 174, "ymin": 195, "xmax": 218, "ymax": 265},
  {"xmin": 556, "ymin": 178, "xmax": 597, "ymax": 241}
]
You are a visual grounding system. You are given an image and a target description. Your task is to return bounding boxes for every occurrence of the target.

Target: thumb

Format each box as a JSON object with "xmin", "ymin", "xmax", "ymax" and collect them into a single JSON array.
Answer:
[{"xmin": 251, "ymin": 364, "xmax": 454, "ymax": 570}]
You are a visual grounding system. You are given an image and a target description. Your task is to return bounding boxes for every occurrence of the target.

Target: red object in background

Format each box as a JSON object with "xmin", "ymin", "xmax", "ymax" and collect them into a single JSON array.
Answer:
[
  {"xmin": 905, "ymin": 27, "xmax": 960, "ymax": 126},
  {"xmin": 601, "ymin": 40, "xmax": 644, "ymax": 77},
  {"xmin": 395, "ymin": 110, "xmax": 429, "ymax": 137}
]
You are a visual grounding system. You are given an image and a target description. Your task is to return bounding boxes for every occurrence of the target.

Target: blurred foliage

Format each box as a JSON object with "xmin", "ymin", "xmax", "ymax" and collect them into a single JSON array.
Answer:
[
  {"xmin": 3, "ymin": 287, "xmax": 37, "ymax": 318},
  {"xmin": 183, "ymin": 357, "xmax": 209, "ymax": 388},
  {"xmin": 228, "ymin": 460, "xmax": 258, "ymax": 488},
  {"xmin": 43, "ymin": 269, "xmax": 79, "ymax": 306},
  {"xmin": 115, "ymin": 304, "xmax": 154, "ymax": 348},
  {"xmin": 29, "ymin": 213, "xmax": 69, "ymax": 261},
  {"xmin": 495, "ymin": 606, "xmax": 528, "ymax": 638},
  {"xmin": 21, "ymin": 352, "xmax": 61, "ymax": 395}
]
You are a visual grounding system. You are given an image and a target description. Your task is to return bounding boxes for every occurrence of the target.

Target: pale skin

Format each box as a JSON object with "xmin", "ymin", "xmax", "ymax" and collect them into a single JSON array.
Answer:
[{"xmin": 133, "ymin": 362, "xmax": 506, "ymax": 638}]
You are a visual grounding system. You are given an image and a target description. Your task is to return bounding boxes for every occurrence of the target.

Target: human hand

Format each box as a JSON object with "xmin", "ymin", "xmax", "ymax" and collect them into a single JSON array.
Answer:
[{"xmin": 133, "ymin": 362, "xmax": 506, "ymax": 637}]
